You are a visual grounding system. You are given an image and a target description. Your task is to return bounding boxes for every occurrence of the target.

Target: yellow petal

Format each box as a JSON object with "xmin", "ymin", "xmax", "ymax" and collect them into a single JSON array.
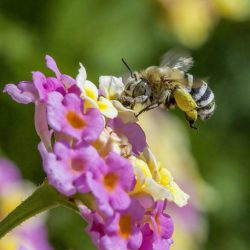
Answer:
[
  {"xmin": 84, "ymin": 80, "xmax": 98, "ymax": 101},
  {"xmin": 97, "ymin": 97, "xmax": 118, "ymax": 118},
  {"xmin": 83, "ymin": 97, "xmax": 99, "ymax": 113},
  {"xmin": 134, "ymin": 158, "xmax": 152, "ymax": 178},
  {"xmin": 159, "ymin": 167, "xmax": 173, "ymax": 186}
]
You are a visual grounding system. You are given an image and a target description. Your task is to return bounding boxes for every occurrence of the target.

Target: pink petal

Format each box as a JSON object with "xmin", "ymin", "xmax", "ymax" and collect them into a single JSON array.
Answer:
[
  {"xmin": 3, "ymin": 82, "xmax": 37, "ymax": 104},
  {"xmin": 99, "ymin": 236, "xmax": 127, "ymax": 250},
  {"xmin": 45, "ymin": 55, "xmax": 61, "ymax": 78},
  {"xmin": 109, "ymin": 187, "xmax": 131, "ymax": 211},
  {"xmin": 105, "ymin": 152, "xmax": 135, "ymax": 191},
  {"xmin": 35, "ymin": 101, "xmax": 52, "ymax": 150}
]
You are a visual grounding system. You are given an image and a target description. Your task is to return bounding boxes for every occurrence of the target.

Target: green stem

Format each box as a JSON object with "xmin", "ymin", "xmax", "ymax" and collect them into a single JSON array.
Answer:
[{"xmin": 0, "ymin": 182, "xmax": 78, "ymax": 239}]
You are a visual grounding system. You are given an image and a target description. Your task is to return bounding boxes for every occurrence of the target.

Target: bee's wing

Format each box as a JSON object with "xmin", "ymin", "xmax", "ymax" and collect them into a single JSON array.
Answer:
[{"xmin": 160, "ymin": 49, "xmax": 194, "ymax": 72}]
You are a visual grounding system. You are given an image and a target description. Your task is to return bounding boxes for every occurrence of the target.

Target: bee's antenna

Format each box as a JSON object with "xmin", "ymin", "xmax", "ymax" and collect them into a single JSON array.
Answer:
[{"xmin": 122, "ymin": 58, "xmax": 133, "ymax": 77}]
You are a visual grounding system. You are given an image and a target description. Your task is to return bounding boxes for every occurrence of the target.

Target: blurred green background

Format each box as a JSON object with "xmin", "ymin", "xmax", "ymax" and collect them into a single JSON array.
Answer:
[{"xmin": 0, "ymin": 0, "xmax": 250, "ymax": 249}]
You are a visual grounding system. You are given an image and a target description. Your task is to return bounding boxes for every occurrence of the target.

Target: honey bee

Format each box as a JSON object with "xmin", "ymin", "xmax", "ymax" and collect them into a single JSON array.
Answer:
[{"xmin": 119, "ymin": 50, "xmax": 215, "ymax": 129}]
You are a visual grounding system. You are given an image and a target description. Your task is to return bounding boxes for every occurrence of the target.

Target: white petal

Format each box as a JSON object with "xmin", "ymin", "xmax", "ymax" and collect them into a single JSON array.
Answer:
[
  {"xmin": 76, "ymin": 63, "xmax": 87, "ymax": 94},
  {"xmin": 170, "ymin": 182, "xmax": 190, "ymax": 207},
  {"xmin": 143, "ymin": 177, "xmax": 174, "ymax": 201},
  {"xmin": 99, "ymin": 76, "xmax": 124, "ymax": 99}
]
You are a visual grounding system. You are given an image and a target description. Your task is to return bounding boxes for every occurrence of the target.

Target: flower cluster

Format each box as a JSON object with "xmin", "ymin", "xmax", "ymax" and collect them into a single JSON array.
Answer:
[
  {"xmin": 4, "ymin": 56, "xmax": 189, "ymax": 249},
  {"xmin": 0, "ymin": 158, "xmax": 52, "ymax": 250}
]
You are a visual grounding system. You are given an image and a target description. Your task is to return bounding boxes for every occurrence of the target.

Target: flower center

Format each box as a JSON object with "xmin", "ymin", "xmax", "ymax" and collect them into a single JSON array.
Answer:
[
  {"xmin": 66, "ymin": 111, "xmax": 86, "ymax": 129},
  {"xmin": 103, "ymin": 173, "xmax": 118, "ymax": 191},
  {"xmin": 71, "ymin": 157, "xmax": 85, "ymax": 172},
  {"xmin": 119, "ymin": 214, "xmax": 132, "ymax": 239},
  {"xmin": 85, "ymin": 88, "xmax": 97, "ymax": 101}
]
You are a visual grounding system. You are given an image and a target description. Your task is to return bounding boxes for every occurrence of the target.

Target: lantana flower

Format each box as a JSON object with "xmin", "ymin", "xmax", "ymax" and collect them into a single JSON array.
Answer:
[
  {"xmin": 140, "ymin": 201, "xmax": 174, "ymax": 250},
  {"xmin": 76, "ymin": 64, "xmax": 118, "ymax": 118},
  {"xmin": 46, "ymin": 92, "xmax": 104, "ymax": 142},
  {"xmin": 99, "ymin": 198, "xmax": 144, "ymax": 250},
  {"xmin": 131, "ymin": 148, "xmax": 189, "ymax": 207},
  {"xmin": 3, "ymin": 55, "xmax": 190, "ymax": 250},
  {"xmin": 39, "ymin": 141, "xmax": 103, "ymax": 196},
  {"xmin": 87, "ymin": 152, "xmax": 135, "ymax": 216}
]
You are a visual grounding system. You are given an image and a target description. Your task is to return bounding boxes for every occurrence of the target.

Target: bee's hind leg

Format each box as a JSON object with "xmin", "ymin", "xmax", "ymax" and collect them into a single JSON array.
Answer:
[
  {"xmin": 189, "ymin": 122, "xmax": 198, "ymax": 130},
  {"xmin": 136, "ymin": 103, "xmax": 159, "ymax": 117}
]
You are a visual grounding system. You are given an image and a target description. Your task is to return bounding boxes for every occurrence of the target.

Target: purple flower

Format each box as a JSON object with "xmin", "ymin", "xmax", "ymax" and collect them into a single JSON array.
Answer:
[
  {"xmin": 18, "ymin": 223, "xmax": 53, "ymax": 250},
  {"xmin": 109, "ymin": 118, "xmax": 146, "ymax": 155},
  {"xmin": 150, "ymin": 201, "xmax": 174, "ymax": 240},
  {"xmin": 79, "ymin": 199, "xmax": 145, "ymax": 250},
  {"xmin": 140, "ymin": 201, "xmax": 174, "ymax": 250},
  {"xmin": 4, "ymin": 55, "xmax": 78, "ymax": 106},
  {"xmin": 100, "ymin": 199, "xmax": 144, "ymax": 250},
  {"xmin": 39, "ymin": 141, "xmax": 103, "ymax": 196},
  {"xmin": 139, "ymin": 224, "xmax": 172, "ymax": 250},
  {"xmin": 47, "ymin": 92, "xmax": 104, "ymax": 142},
  {"xmin": 78, "ymin": 204, "xmax": 106, "ymax": 246},
  {"xmin": 32, "ymin": 71, "xmax": 65, "ymax": 101},
  {"xmin": 86, "ymin": 152, "xmax": 135, "ymax": 216},
  {"xmin": 0, "ymin": 158, "xmax": 21, "ymax": 193}
]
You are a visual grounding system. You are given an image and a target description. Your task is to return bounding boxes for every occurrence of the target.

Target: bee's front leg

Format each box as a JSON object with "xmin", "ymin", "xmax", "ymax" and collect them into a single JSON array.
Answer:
[
  {"xmin": 133, "ymin": 95, "xmax": 148, "ymax": 104},
  {"xmin": 136, "ymin": 103, "xmax": 159, "ymax": 117},
  {"xmin": 119, "ymin": 96, "xmax": 136, "ymax": 109}
]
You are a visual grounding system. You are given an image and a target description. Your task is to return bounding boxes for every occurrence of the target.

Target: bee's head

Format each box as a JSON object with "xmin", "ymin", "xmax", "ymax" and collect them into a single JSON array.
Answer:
[
  {"xmin": 121, "ymin": 58, "xmax": 149, "ymax": 98},
  {"xmin": 124, "ymin": 75, "xmax": 148, "ymax": 98}
]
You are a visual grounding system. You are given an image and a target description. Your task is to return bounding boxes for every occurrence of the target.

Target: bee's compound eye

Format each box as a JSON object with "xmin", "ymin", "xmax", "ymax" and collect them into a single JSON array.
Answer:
[
  {"xmin": 133, "ymin": 80, "xmax": 147, "ymax": 97},
  {"xmin": 124, "ymin": 80, "xmax": 136, "ymax": 95}
]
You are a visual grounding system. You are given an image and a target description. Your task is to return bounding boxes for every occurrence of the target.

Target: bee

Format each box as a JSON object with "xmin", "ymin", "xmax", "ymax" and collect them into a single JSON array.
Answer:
[{"xmin": 119, "ymin": 50, "xmax": 215, "ymax": 129}]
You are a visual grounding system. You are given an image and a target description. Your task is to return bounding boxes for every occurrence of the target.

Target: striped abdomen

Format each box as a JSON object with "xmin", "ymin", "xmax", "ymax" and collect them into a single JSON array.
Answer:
[{"xmin": 189, "ymin": 78, "xmax": 215, "ymax": 121}]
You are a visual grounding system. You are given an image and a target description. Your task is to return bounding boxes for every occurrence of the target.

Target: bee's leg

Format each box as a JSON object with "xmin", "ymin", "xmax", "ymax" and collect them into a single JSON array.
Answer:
[
  {"xmin": 190, "ymin": 124, "xmax": 198, "ymax": 130},
  {"xmin": 136, "ymin": 103, "xmax": 159, "ymax": 117},
  {"xmin": 185, "ymin": 110, "xmax": 198, "ymax": 130},
  {"xmin": 133, "ymin": 95, "xmax": 148, "ymax": 104},
  {"xmin": 119, "ymin": 96, "xmax": 136, "ymax": 109},
  {"xmin": 173, "ymin": 86, "xmax": 197, "ymax": 112}
]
